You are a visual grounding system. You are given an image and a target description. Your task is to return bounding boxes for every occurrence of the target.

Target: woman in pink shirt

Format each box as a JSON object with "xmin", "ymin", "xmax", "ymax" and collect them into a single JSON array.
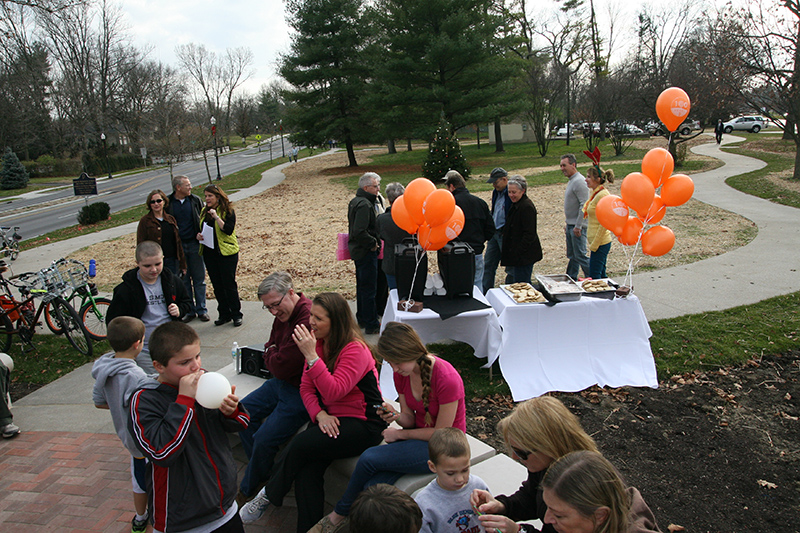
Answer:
[
  {"xmin": 311, "ymin": 321, "xmax": 466, "ymax": 533},
  {"xmin": 253, "ymin": 293, "xmax": 385, "ymax": 533}
]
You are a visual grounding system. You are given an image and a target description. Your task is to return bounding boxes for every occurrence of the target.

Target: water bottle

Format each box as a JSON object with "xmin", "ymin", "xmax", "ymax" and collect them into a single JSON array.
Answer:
[
  {"xmin": 88, "ymin": 259, "xmax": 96, "ymax": 278},
  {"xmin": 232, "ymin": 342, "xmax": 241, "ymax": 373}
]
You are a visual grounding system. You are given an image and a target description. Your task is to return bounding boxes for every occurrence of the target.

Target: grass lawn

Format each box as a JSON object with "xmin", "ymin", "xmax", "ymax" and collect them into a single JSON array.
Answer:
[{"xmin": 722, "ymin": 136, "xmax": 800, "ymax": 208}]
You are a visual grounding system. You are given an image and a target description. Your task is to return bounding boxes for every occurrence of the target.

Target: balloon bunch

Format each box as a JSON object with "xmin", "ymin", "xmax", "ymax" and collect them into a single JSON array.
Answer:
[
  {"xmin": 390, "ymin": 178, "xmax": 464, "ymax": 251},
  {"xmin": 594, "ymin": 87, "xmax": 695, "ymax": 284}
]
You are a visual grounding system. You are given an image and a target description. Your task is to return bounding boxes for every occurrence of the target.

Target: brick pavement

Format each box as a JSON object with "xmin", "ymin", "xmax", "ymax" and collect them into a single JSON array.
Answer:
[{"xmin": 0, "ymin": 432, "xmax": 299, "ymax": 532}]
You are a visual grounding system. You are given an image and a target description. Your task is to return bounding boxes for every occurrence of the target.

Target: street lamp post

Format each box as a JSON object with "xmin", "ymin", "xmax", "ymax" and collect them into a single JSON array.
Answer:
[
  {"xmin": 270, "ymin": 123, "xmax": 274, "ymax": 162},
  {"xmin": 256, "ymin": 125, "xmax": 260, "ymax": 153},
  {"xmin": 280, "ymin": 119, "xmax": 285, "ymax": 158},
  {"xmin": 211, "ymin": 116, "xmax": 222, "ymax": 181},
  {"xmin": 177, "ymin": 130, "xmax": 182, "ymax": 162},
  {"xmin": 100, "ymin": 132, "xmax": 112, "ymax": 179}
]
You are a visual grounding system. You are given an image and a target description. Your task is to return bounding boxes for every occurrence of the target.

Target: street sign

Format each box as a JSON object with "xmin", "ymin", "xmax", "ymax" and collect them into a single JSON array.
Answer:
[
  {"xmin": 73, "ymin": 172, "xmax": 98, "ymax": 196},
  {"xmin": 256, "ymin": 134, "xmax": 262, "ymax": 140}
]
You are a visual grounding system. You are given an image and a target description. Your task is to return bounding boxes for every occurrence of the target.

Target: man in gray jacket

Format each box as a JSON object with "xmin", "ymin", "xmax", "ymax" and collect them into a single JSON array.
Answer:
[
  {"xmin": 561, "ymin": 154, "xmax": 590, "ymax": 280},
  {"xmin": 348, "ymin": 172, "xmax": 382, "ymax": 333}
]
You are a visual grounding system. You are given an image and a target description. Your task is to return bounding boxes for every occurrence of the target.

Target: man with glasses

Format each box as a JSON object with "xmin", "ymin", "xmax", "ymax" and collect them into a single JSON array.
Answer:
[
  {"xmin": 237, "ymin": 271, "xmax": 312, "ymax": 522},
  {"xmin": 347, "ymin": 172, "xmax": 382, "ymax": 334},
  {"xmin": 166, "ymin": 175, "xmax": 209, "ymax": 322}
]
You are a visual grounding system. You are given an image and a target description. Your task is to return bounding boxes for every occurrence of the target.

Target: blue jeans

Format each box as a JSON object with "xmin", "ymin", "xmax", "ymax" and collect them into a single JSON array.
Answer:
[
  {"xmin": 508, "ymin": 264, "xmax": 534, "ymax": 284},
  {"xmin": 473, "ymin": 254, "xmax": 484, "ymax": 292},
  {"xmin": 589, "ymin": 242, "xmax": 611, "ymax": 279},
  {"xmin": 182, "ymin": 240, "xmax": 207, "ymax": 316},
  {"xmin": 164, "ymin": 257, "xmax": 180, "ymax": 277},
  {"xmin": 354, "ymin": 250, "xmax": 379, "ymax": 330},
  {"xmin": 482, "ymin": 232, "xmax": 505, "ymax": 293},
  {"xmin": 386, "ymin": 274, "xmax": 397, "ymax": 290},
  {"xmin": 333, "ymin": 439, "xmax": 431, "ymax": 517},
  {"xmin": 565, "ymin": 225, "xmax": 590, "ymax": 280},
  {"xmin": 238, "ymin": 379, "xmax": 309, "ymax": 497}
]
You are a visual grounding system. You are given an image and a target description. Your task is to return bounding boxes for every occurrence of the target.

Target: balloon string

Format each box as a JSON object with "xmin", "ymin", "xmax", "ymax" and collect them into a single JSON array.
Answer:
[{"xmin": 402, "ymin": 239, "xmax": 426, "ymax": 311}]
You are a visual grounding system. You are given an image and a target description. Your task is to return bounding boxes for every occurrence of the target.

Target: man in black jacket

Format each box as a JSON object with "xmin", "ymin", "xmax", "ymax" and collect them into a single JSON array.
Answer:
[
  {"xmin": 348, "ymin": 172, "xmax": 381, "ymax": 333},
  {"xmin": 166, "ymin": 175, "xmax": 209, "ymax": 323},
  {"xmin": 445, "ymin": 171, "xmax": 495, "ymax": 292},
  {"xmin": 107, "ymin": 241, "xmax": 193, "ymax": 373}
]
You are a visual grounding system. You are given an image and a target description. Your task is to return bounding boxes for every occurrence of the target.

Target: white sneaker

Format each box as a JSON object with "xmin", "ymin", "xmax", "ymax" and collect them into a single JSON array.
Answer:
[
  {"xmin": 239, "ymin": 487, "xmax": 270, "ymax": 523},
  {"xmin": 1, "ymin": 423, "xmax": 19, "ymax": 438}
]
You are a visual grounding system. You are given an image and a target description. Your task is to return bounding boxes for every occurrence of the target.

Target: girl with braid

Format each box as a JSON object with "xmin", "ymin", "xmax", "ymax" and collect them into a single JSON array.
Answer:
[{"xmin": 310, "ymin": 322, "xmax": 466, "ymax": 533}]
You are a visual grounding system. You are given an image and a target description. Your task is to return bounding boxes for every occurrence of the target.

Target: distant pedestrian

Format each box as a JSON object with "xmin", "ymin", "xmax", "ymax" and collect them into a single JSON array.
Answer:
[{"xmin": 715, "ymin": 119, "xmax": 724, "ymax": 144}]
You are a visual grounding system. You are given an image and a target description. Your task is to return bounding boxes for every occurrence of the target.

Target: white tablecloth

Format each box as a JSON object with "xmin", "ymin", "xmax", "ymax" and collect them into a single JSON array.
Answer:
[
  {"xmin": 379, "ymin": 287, "xmax": 503, "ymax": 399},
  {"xmin": 486, "ymin": 289, "xmax": 658, "ymax": 401}
]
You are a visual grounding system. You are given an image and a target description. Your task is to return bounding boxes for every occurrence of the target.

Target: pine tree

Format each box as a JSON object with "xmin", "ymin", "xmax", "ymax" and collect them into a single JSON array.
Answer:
[
  {"xmin": 422, "ymin": 118, "xmax": 470, "ymax": 181},
  {"xmin": 0, "ymin": 147, "xmax": 30, "ymax": 190}
]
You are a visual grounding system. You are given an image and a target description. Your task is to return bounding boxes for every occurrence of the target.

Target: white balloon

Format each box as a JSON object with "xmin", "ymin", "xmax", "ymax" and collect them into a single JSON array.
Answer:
[
  {"xmin": 195, "ymin": 372, "xmax": 231, "ymax": 409},
  {"xmin": 0, "ymin": 353, "xmax": 13, "ymax": 372}
]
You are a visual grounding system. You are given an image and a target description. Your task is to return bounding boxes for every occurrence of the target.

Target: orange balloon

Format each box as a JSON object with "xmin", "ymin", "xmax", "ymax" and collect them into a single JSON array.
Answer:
[
  {"xmin": 429, "ymin": 206, "xmax": 464, "ymax": 242},
  {"xmin": 390, "ymin": 196, "xmax": 419, "ymax": 234},
  {"xmin": 641, "ymin": 225, "xmax": 675, "ymax": 256},
  {"xmin": 656, "ymin": 87, "xmax": 691, "ymax": 132},
  {"xmin": 619, "ymin": 217, "xmax": 644, "ymax": 246},
  {"xmin": 423, "ymin": 239, "xmax": 448, "ymax": 251},
  {"xmin": 641, "ymin": 148, "xmax": 674, "ymax": 189},
  {"xmin": 660, "ymin": 174, "xmax": 694, "ymax": 206},
  {"xmin": 639, "ymin": 195, "xmax": 666, "ymax": 225},
  {"xmin": 595, "ymin": 195, "xmax": 629, "ymax": 236},
  {"xmin": 417, "ymin": 224, "xmax": 448, "ymax": 251},
  {"xmin": 620, "ymin": 172, "xmax": 656, "ymax": 217},
  {"xmin": 422, "ymin": 189, "xmax": 456, "ymax": 227},
  {"xmin": 404, "ymin": 178, "xmax": 436, "ymax": 226}
]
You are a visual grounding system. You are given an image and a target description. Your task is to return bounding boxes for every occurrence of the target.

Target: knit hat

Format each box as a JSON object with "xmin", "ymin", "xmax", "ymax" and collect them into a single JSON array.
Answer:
[{"xmin": 487, "ymin": 167, "xmax": 508, "ymax": 183}]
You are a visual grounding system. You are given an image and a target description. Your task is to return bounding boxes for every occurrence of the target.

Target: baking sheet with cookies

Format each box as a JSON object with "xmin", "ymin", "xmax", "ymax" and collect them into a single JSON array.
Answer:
[
  {"xmin": 500, "ymin": 282, "xmax": 549, "ymax": 304},
  {"xmin": 580, "ymin": 278, "xmax": 618, "ymax": 299}
]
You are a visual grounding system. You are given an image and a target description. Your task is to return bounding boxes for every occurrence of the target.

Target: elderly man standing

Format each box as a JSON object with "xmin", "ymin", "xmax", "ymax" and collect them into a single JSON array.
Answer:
[
  {"xmin": 561, "ymin": 154, "xmax": 591, "ymax": 280},
  {"xmin": 348, "ymin": 172, "xmax": 382, "ymax": 334},
  {"xmin": 445, "ymin": 170, "xmax": 494, "ymax": 290},
  {"xmin": 166, "ymin": 175, "xmax": 209, "ymax": 322},
  {"xmin": 482, "ymin": 167, "xmax": 512, "ymax": 293},
  {"xmin": 238, "ymin": 272, "xmax": 312, "ymax": 523}
]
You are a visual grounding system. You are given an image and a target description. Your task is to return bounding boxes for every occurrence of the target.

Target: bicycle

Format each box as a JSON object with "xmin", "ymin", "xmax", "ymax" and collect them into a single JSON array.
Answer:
[
  {"xmin": 43, "ymin": 259, "xmax": 110, "ymax": 341},
  {"xmin": 0, "ymin": 226, "xmax": 21, "ymax": 261},
  {"xmin": 0, "ymin": 262, "xmax": 93, "ymax": 356}
]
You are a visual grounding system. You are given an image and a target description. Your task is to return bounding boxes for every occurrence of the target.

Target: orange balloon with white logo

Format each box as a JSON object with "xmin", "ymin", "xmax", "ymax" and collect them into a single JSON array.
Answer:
[
  {"xmin": 656, "ymin": 87, "xmax": 691, "ymax": 133},
  {"xmin": 595, "ymin": 195, "xmax": 629, "ymax": 236}
]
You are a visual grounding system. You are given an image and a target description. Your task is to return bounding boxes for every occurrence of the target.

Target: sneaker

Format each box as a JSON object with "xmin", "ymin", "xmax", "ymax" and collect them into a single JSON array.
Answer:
[
  {"xmin": 308, "ymin": 515, "xmax": 349, "ymax": 533},
  {"xmin": 131, "ymin": 513, "xmax": 147, "ymax": 533},
  {"xmin": 239, "ymin": 487, "xmax": 270, "ymax": 524},
  {"xmin": 181, "ymin": 314, "xmax": 196, "ymax": 323},
  {"xmin": 198, "ymin": 314, "xmax": 210, "ymax": 322},
  {"xmin": 1, "ymin": 423, "xmax": 19, "ymax": 438}
]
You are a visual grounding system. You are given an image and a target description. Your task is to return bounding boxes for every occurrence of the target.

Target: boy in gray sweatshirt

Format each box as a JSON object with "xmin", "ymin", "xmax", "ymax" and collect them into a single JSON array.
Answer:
[{"xmin": 91, "ymin": 316, "xmax": 153, "ymax": 533}]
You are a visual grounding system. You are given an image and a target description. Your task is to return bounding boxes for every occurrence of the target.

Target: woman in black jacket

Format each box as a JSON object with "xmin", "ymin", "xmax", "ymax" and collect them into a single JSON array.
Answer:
[{"xmin": 500, "ymin": 175, "xmax": 542, "ymax": 284}]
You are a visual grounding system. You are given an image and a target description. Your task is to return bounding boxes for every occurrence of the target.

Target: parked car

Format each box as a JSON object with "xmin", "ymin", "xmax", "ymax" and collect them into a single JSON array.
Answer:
[
  {"xmin": 647, "ymin": 119, "xmax": 700, "ymax": 136},
  {"xmin": 556, "ymin": 125, "xmax": 573, "ymax": 137},
  {"xmin": 723, "ymin": 116, "xmax": 768, "ymax": 133}
]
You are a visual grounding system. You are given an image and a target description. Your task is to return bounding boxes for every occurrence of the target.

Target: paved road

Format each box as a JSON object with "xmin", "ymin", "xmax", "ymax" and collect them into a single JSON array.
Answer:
[{"xmin": 0, "ymin": 137, "xmax": 294, "ymax": 240}]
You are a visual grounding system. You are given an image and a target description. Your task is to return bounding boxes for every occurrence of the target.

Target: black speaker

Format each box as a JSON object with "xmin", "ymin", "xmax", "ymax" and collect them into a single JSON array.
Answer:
[
  {"xmin": 395, "ymin": 240, "xmax": 427, "ymax": 302},
  {"xmin": 437, "ymin": 241, "xmax": 475, "ymax": 298},
  {"xmin": 240, "ymin": 345, "xmax": 271, "ymax": 379}
]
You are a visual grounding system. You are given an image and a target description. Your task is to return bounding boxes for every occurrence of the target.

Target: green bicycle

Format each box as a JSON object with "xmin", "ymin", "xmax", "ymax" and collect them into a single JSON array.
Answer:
[{"xmin": 43, "ymin": 258, "xmax": 110, "ymax": 342}]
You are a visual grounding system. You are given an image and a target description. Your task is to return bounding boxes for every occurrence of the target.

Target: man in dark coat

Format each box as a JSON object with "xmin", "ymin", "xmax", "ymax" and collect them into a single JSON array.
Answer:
[
  {"xmin": 348, "ymin": 172, "xmax": 381, "ymax": 334},
  {"xmin": 445, "ymin": 171, "xmax": 495, "ymax": 291},
  {"xmin": 483, "ymin": 167, "xmax": 513, "ymax": 292}
]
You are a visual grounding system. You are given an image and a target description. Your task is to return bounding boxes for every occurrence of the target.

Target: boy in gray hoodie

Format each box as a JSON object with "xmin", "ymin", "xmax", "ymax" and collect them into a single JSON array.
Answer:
[{"xmin": 91, "ymin": 316, "xmax": 153, "ymax": 533}]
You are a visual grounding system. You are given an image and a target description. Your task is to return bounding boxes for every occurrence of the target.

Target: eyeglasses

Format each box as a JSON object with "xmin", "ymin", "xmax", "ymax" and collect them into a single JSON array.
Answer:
[
  {"xmin": 262, "ymin": 293, "xmax": 286, "ymax": 311},
  {"xmin": 511, "ymin": 447, "xmax": 530, "ymax": 461},
  {"xmin": 150, "ymin": 198, "xmax": 163, "ymax": 204}
]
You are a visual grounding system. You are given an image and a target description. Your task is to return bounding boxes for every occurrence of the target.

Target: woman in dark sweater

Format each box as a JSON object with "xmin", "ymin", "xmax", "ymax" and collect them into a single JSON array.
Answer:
[
  {"xmin": 136, "ymin": 189, "xmax": 186, "ymax": 275},
  {"xmin": 501, "ymin": 175, "xmax": 542, "ymax": 284}
]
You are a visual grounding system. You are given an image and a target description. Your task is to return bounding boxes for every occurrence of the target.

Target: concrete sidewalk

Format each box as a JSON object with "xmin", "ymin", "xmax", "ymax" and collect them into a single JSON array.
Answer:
[{"xmin": 1, "ymin": 138, "xmax": 797, "ymax": 531}]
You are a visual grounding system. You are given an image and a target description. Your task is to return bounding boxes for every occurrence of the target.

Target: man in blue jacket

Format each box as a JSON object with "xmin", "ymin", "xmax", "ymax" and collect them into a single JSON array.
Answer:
[{"xmin": 482, "ymin": 168, "xmax": 512, "ymax": 293}]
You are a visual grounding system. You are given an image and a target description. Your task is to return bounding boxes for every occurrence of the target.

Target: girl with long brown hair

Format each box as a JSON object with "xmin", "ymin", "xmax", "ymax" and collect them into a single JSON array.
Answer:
[{"xmin": 310, "ymin": 321, "xmax": 466, "ymax": 533}]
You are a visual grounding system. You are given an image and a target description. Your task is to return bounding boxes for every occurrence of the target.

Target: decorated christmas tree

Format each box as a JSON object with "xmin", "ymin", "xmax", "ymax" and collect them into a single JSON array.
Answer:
[
  {"xmin": 0, "ymin": 147, "xmax": 30, "ymax": 190},
  {"xmin": 422, "ymin": 118, "xmax": 470, "ymax": 181}
]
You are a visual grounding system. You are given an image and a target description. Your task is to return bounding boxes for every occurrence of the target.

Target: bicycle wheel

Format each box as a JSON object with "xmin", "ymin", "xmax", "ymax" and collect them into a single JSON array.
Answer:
[
  {"xmin": 0, "ymin": 312, "xmax": 12, "ymax": 352},
  {"xmin": 50, "ymin": 298, "xmax": 92, "ymax": 357},
  {"xmin": 44, "ymin": 300, "xmax": 65, "ymax": 335},
  {"xmin": 79, "ymin": 297, "xmax": 111, "ymax": 341}
]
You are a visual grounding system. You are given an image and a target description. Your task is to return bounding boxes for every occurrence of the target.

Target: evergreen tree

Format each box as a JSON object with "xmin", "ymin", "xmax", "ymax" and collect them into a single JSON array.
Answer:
[
  {"xmin": 422, "ymin": 118, "xmax": 470, "ymax": 181},
  {"xmin": 0, "ymin": 147, "xmax": 30, "ymax": 190}
]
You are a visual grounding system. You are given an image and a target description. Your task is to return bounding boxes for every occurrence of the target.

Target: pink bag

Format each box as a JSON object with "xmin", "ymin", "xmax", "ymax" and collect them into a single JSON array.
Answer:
[{"xmin": 336, "ymin": 233, "xmax": 351, "ymax": 261}]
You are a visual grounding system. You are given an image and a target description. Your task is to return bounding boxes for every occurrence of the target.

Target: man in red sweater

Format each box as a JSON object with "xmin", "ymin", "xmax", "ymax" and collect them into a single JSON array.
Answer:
[{"xmin": 237, "ymin": 271, "xmax": 312, "ymax": 519}]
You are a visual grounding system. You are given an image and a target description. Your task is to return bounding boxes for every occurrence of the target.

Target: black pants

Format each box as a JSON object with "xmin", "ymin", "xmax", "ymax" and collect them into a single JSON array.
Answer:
[
  {"xmin": 203, "ymin": 249, "xmax": 242, "ymax": 320},
  {"xmin": 266, "ymin": 418, "xmax": 385, "ymax": 533}
]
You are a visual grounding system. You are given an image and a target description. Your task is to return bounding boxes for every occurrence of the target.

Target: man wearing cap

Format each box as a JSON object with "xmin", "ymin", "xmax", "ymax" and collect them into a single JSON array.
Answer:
[
  {"xmin": 482, "ymin": 167, "xmax": 512, "ymax": 292},
  {"xmin": 445, "ymin": 171, "xmax": 494, "ymax": 289},
  {"xmin": 561, "ymin": 154, "xmax": 591, "ymax": 280}
]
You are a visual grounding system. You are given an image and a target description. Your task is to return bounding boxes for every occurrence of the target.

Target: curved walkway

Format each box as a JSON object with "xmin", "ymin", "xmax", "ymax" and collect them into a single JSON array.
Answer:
[{"xmin": 632, "ymin": 134, "xmax": 799, "ymax": 320}]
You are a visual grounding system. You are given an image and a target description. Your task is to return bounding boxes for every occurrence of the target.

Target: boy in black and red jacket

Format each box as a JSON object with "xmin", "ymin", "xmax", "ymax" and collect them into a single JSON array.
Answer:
[{"xmin": 128, "ymin": 321, "xmax": 250, "ymax": 532}]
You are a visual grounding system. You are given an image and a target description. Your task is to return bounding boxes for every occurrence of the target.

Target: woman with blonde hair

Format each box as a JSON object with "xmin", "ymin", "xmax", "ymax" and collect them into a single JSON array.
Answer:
[
  {"xmin": 310, "ymin": 321, "xmax": 466, "ymax": 533},
  {"xmin": 471, "ymin": 396, "xmax": 598, "ymax": 533},
  {"xmin": 542, "ymin": 451, "xmax": 660, "ymax": 533},
  {"xmin": 583, "ymin": 158, "xmax": 615, "ymax": 279},
  {"xmin": 137, "ymin": 189, "xmax": 186, "ymax": 275}
]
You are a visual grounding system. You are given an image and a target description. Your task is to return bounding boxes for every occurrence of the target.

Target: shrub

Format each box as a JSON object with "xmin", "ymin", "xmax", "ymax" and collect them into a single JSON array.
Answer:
[
  {"xmin": 77, "ymin": 202, "xmax": 111, "ymax": 225},
  {"xmin": 422, "ymin": 117, "xmax": 470, "ymax": 181},
  {"xmin": 1, "ymin": 147, "xmax": 30, "ymax": 189}
]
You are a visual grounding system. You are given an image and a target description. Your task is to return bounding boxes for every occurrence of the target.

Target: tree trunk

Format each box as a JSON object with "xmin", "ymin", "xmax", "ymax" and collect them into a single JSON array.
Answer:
[
  {"xmin": 476, "ymin": 124, "xmax": 481, "ymax": 149},
  {"xmin": 783, "ymin": 119, "xmax": 794, "ymax": 140},
  {"xmin": 494, "ymin": 118, "xmax": 504, "ymax": 153},
  {"xmin": 407, "ymin": 139, "xmax": 412, "ymax": 151},
  {"xmin": 794, "ymin": 143, "xmax": 800, "ymax": 180},
  {"xmin": 345, "ymin": 137, "xmax": 358, "ymax": 167},
  {"xmin": 387, "ymin": 139, "xmax": 397, "ymax": 154}
]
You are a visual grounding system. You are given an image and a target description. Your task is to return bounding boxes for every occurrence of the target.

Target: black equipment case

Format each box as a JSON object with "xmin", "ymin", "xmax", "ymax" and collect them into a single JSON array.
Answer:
[
  {"xmin": 437, "ymin": 241, "xmax": 475, "ymax": 298},
  {"xmin": 394, "ymin": 240, "xmax": 427, "ymax": 302}
]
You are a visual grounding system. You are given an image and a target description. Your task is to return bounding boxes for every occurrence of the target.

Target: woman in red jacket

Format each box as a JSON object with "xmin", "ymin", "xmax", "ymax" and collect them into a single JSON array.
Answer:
[{"xmin": 240, "ymin": 292, "xmax": 386, "ymax": 533}]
